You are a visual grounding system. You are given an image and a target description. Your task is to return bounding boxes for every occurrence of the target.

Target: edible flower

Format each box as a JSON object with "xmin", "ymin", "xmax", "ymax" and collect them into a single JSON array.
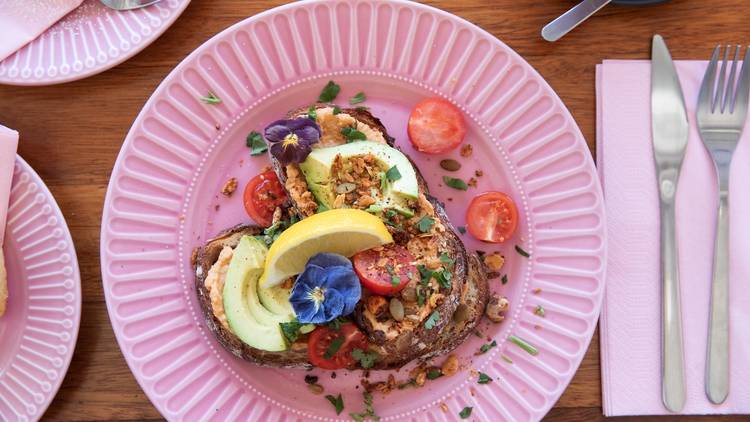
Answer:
[
  {"xmin": 289, "ymin": 253, "xmax": 361, "ymax": 324},
  {"xmin": 264, "ymin": 118, "xmax": 321, "ymax": 166}
]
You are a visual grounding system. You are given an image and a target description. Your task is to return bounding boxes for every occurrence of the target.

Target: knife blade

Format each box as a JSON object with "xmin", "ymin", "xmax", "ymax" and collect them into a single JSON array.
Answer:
[{"xmin": 651, "ymin": 34, "xmax": 688, "ymax": 413}]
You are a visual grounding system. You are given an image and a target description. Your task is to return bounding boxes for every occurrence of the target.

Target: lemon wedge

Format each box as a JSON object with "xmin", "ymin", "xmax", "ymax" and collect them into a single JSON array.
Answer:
[{"xmin": 260, "ymin": 209, "xmax": 393, "ymax": 287}]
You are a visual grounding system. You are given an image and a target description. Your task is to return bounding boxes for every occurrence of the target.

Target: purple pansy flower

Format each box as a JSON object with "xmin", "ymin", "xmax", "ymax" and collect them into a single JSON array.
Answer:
[
  {"xmin": 264, "ymin": 118, "xmax": 321, "ymax": 166},
  {"xmin": 289, "ymin": 253, "xmax": 361, "ymax": 324}
]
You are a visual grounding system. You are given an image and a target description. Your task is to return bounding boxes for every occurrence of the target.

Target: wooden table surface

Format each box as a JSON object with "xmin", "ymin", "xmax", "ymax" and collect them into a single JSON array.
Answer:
[{"xmin": 1, "ymin": 0, "xmax": 748, "ymax": 420}]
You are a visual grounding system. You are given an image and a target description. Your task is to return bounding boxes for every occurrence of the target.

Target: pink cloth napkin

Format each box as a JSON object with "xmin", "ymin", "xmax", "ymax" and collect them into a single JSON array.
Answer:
[
  {"xmin": 0, "ymin": 0, "xmax": 84, "ymax": 62},
  {"xmin": 597, "ymin": 60, "xmax": 750, "ymax": 416},
  {"xmin": 0, "ymin": 124, "xmax": 18, "ymax": 246}
]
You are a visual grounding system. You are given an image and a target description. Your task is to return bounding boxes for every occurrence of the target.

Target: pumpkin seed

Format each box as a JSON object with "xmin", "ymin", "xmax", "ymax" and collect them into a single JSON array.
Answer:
[
  {"xmin": 439, "ymin": 159, "xmax": 461, "ymax": 172},
  {"xmin": 390, "ymin": 298, "xmax": 405, "ymax": 321},
  {"xmin": 335, "ymin": 182, "xmax": 357, "ymax": 194}
]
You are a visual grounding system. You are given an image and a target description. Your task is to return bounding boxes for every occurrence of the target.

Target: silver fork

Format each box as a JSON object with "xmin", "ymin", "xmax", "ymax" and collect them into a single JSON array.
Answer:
[{"xmin": 697, "ymin": 45, "xmax": 750, "ymax": 405}]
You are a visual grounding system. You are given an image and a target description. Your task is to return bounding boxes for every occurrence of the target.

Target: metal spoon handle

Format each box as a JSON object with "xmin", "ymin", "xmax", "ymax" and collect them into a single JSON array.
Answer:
[{"xmin": 541, "ymin": 0, "xmax": 613, "ymax": 42}]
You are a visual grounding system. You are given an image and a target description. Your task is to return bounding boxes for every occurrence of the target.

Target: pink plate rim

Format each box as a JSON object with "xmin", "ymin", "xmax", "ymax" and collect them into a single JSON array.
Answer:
[
  {"xmin": 1, "ymin": 156, "xmax": 82, "ymax": 421},
  {"xmin": 100, "ymin": 1, "xmax": 606, "ymax": 420},
  {"xmin": 0, "ymin": 0, "xmax": 191, "ymax": 86}
]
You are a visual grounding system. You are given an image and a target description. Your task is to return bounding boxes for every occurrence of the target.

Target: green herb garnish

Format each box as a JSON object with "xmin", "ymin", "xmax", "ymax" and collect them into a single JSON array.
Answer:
[
  {"xmin": 479, "ymin": 339, "xmax": 497, "ymax": 354},
  {"xmin": 439, "ymin": 253, "xmax": 454, "ymax": 268},
  {"xmin": 459, "ymin": 406, "xmax": 473, "ymax": 419},
  {"xmin": 246, "ymin": 131, "xmax": 268, "ymax": 155},
  {"xmin": 324, "ymin": 336, "xmax": 345, "ymax": 359},
  {"xmin": 417, "ymin": 265, "xmax": 433, "ymax": 285},
  {"xmin": 385, "ymin": 165, "xmax": 401, "ymax": 181},
  {"xmin": 515, "ymin": 245, "xmax": 530, "ymax": 257},
  {"xmin": 351, "ymin": 348, "xmax": 378, "ymax": 369},
  {"xmin": 415, "ymin": 215, "xmax": 435, "ymax": 233},
  {"xmin": 434, "ymin": 269, "xmax": 451, "ymax": 289},
  {"xmin": 332, "ymin": 105, "xmax": 342, "ymax": 115},
  {"xmin": 457, "ymin": 226, "xmax": 467, "ymax": 234},
  {"xmin": 326, "ymin": 317, "xmax": 346, "ymax": 331},
  {"xmin": 350, "ymin": 92, "xmax": 367, "ymax": 104},
  {"xmin": 424, "ymin": 310, "xmax": 440, "ymax": 330},
  {"xmin": 509, "ymin": 335, "xmax": 538, "ymax": 355},
  {"xmin": 341, "ymin": 126, "xmax": 367, "ymax": 142},
  {"xmin": 355, "ymin": 106, "xmax": 370, "ymax": 111},
  {"xmin": 443, "ymin": 176, "xmax": 468, "ymax": 191},
  {"xmin": 200, "ymin": 91, "xmax": 221, "ymax": 104},
  {"xmin": 391, "ymin": 275, "xmax": 401, "ymax": 286},
  {"xmin": 318, "ymin": 80, "xmax": 341, "ymax": 102},
  {"xmin": 426, "ymin": 369, "xmax": 443, "ymax": 380},
  {"xmin": 397, "ymin": 379, "xmax": 417, "ymax": 389},
  {"xmin": 280, "ymin": 320, "xmax": 303, "ymax": 343},
  {"xmin": 534, "ymin": 305, "xmax": 545, "ymax": 317},
  {"xmin": 501, "ymin": 274, "xmax": 508, "ymax": 285},
  {"xmin": 384, "ymin": 209, "xmax": 397, "ymax": 219},
  {"xmin": 325, "ymin": 394, "xmax": 344, "ymax": 415},
  {"xmin": 477, "ymin": 372, "xmax": 493, "ymax": 384},
  {"xmin": 416, "ymin": 285, "xmax": 425, "ymax": 306},
  {"xmin": 349, "ymin": 392, "xmax": 378, "ymax": 422},
  {"xmin": 307, "ymin": 105, "xmax": 317, "ymax": 121}
]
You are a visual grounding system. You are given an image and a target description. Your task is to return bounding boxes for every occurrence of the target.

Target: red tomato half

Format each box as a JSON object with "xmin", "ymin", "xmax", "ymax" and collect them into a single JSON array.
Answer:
[
  {"xmin": 407, "ymin": 98, "xmax": 467, "ymax": 154},
  {"xmin": 307, "ymin": 323, "xmax": 368, "ymax": 370},
  {"xmin": 352, "ymin": 244, "xmax": 417, "ymax": 296},
  {"xmin": 242, "ymin": 170, "xmax": 287, "ymax": 227},
  {"xmin": 466, "ymin": 192, "xmax": 519, "ymax": 243}
]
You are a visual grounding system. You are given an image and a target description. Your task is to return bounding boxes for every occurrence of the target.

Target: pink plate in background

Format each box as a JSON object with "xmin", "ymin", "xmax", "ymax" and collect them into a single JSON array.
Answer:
[
  {"xmin": 0, "ymin": 157, "xmax": 81, "ymax": 421},
  {"xmin": 0, "ymin": 0, "xmax": 190, "ymax": 86},
  {"xmin": 100, "ymin": 1, "xmax": 606, "ymax": 420}
]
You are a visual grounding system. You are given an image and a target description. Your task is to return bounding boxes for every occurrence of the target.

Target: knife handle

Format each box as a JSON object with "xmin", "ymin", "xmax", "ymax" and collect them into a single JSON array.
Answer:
[
  {"xmin": 659, "ymin": 174, "xmax": 686, "ymax": 413},
  {"xmin": 706, "ymin": 193, "xmax": 729, "ymax": 404}
]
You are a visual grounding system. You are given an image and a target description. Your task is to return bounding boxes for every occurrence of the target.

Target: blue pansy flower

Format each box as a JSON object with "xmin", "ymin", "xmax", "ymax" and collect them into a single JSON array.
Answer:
[{"xmin": 289, "ymin": 253, "xmax": 361, "ymax": 324}]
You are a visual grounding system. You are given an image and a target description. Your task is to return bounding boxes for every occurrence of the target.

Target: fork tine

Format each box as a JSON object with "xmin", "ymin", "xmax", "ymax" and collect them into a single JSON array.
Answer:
[
  {"xmin": 722, "ymin": 46, "xmax": 741, "ymax": 113},
  {"xmin": 699, "ymin": 46, "xmax": 721, "ymax": 113},
  {"xmin": 714, "ymin": 46, "xmax": 730, "ymax": 112},
  {"xmin": 732, "ymin": 46, "xmax": 750, "ymax": 115}
]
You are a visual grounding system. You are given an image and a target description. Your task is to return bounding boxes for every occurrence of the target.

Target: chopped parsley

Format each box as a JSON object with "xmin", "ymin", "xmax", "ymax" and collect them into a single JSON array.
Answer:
[
  {"xmin": 439, "ymin": 253, "xmax": 454, "ymax": 268},
  {"xmin": 386, "ymin": 265, "xmax": 400, "ymax": 286},
  {"xmin": 424, "ymin": 310, "xmax": 440, "ymax": 329},
  {"xmin": 416, "ymin": 285, "xmax": 426, "ymax": 306},
  {"xmin": 515, "ymin": 245, "xmax": 530, "ymax": 257},
  {"xmin": 417, "ymin": 265, "xmax": 433, "ymax": 285},
  {"xmin": 324, "ymin": 336, "xmax": 345, "ymax": 359},
  {"xmin": 385, "ymin": 165, "xmax": 401, "ymax": 181},
  {"xmin": 351, "ymin": 348, "xmax": 378, "ymax": 369},
  {"xmin": 457, "ymin": 226, "xmax": 467, "ymax": 234},
  {"xmin": 477, "ymin": 372, "xmax": 493, "ymax": 384},
  {"xmin": 246, "ymin": 131, "xmax": 267, "ymax": 155},
  {"xmin": 349, "ymin": 91, "xmax": 367, "ymax": 104},
  {"xmin": 325, "ymin": 394, "xmax": 344, "ymax": 415},
  {"xmin": 459, "ymin": 406, "xmax": 473, "ymax": 419},
  {"xmin": 332, "ymin": 105, "xmax": 342, "ymax": 115},
  {"xmin": 397, "ymin": 379, "xmax": 417, "ymax": 389},
  {"xmin": 434, "ymin": 269, "xmax": 452, "ymax": 289},
  {"xmin": 415, "ymin": 215, "xmax": 435, "ymax": 233},
  {"xmin": 307, "ymin": 105, "xmax": 317, "ymax": 120},
  {"xmin": 280, "ymin": 320, "xmax": 303, "ymax": 343},
  {"xmin": 501, "ymin": 274, "xmax": 508, "ymax": 285},
  {"xmin": 443, "ymin": 176, "xmax": 468, "ymax": 191},
  {"xmin": 318, "ymin": 80, "xmax": 341, "ymax": 102},
  {"xmin": 355, "ymin": 105, "xmax": 370, "ymax": 111},
  {"xmin": 341, "ymin": 126, "xmax": 367, "ymax": 142},
  {"xmin": 200, "ymin": 91, "xmax": 221, "ymax": 104},
  {"xmin": 479, "ymin": 339, "xmax": 497, "ymax": 354},
  {"xmin": 509, "ymin": 335, "xmax": 538, "ymax": 355},
  {"xmin": 349, "ymin": 392, "xmax": 378, "ymax": 422},
  {"xmin": 384, "ymin": 209, "xmax": 398, "ymax": 219},
  {"xmin": 534, "ymin": 305, "xmax": 545, "ymax": 317},
  {"xmin": 426, "ymin": 369, "xmax": 443, "ymax": 380}
]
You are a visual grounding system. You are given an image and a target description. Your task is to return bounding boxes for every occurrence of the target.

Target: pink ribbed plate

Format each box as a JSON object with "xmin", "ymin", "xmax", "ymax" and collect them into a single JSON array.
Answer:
[
  {"xmin": 100, "ymin": 1, "xmax": 606, "ymax": 420},
  {"xmin": 0, "ymin": 0, "xmax": 189, "ymax": 86},
  {"xmin": 0, "ymin": 157, "xmax": 81, "ymax": 421}
]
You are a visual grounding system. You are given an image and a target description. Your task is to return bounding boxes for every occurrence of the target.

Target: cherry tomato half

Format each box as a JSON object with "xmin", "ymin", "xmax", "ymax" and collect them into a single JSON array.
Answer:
[
  {"xmin": 242, "ymin": 170, "xmax": 287, "ymax": 227},
  {"xmin": 352, "ymin": 244, "xmax": 417, "ymax": 296},
  {"xmin": 307, "ymin": 323, "xmax": 368, "ymax": 370},
  {"xmin": 407, "ymin": 98, "xmax": 467, "ymax": 154},
  {"xmin": 466, "ymin": 191, "xmax": 519, "ymax": 243}
]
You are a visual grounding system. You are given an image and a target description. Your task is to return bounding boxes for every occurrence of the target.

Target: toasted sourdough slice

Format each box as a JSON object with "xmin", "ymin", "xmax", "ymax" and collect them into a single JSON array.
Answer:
[
  {"xmin": 267, "ymin": 104, "xmax": 489, "ymax": 368},
  {"xmin": 194, "ymin": 224, "xmax": 310, "ymax": 368}
]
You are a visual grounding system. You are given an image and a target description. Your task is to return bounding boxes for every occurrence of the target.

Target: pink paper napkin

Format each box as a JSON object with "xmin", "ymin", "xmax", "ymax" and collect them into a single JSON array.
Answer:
[
  {"xmin": 597, "ymin": 60, "xmax": 750, "ymax": 416},
  {"xmin": 0, "ymin": 0, "xmax": 84, "ymax": 62},
  {"xmin": 0, "ymin": 124, "xmax": 18, "ymax": 246}
]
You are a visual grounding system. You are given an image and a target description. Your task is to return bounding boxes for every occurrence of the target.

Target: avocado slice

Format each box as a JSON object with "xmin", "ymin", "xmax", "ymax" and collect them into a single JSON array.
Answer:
[
  {"xmin": 223, "ymin": 236, "xmax": 294, "ymax": 352},
  {"xmin": 299, "ymin": 141, "xmax": 419, "ymax": 213}
]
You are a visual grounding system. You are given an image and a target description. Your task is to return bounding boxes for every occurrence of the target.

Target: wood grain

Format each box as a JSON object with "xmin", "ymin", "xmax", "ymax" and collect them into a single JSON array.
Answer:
[{"xmin": 0, "ymin": 0, "xmax": 748, "ymax": 420}]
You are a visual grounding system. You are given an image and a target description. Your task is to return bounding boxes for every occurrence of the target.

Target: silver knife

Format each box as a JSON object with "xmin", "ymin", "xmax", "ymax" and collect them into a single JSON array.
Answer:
[{"xmin": 651, "ymin": 34, "xmax": 688, "ymax": 413}]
